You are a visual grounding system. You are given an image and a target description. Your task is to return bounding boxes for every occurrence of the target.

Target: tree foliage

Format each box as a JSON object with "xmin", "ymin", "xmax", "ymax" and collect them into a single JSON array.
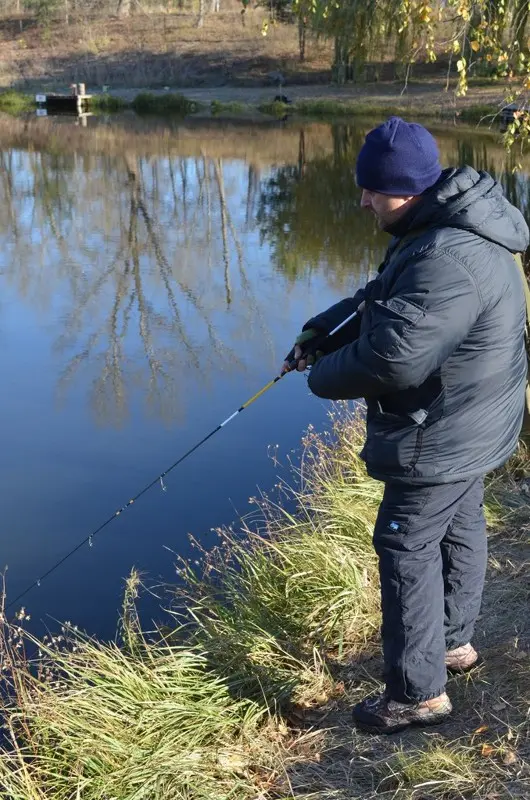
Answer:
[{"xmin": 289, "ymin": 0, "xmax": 530, "ymax": 98}]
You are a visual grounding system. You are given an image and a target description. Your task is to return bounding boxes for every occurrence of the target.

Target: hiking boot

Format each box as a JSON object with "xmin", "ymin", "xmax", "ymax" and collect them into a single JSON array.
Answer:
[
  {"xmin": 445, "ymin": 643, "xmax": 480, "ymax": 674},
  {"xmin": 352, "ymin": 691, "xmax": 452, "ymax": 734}
]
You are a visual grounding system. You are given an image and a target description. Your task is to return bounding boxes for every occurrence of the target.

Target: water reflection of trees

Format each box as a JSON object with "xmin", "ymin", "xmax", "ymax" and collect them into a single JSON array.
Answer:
[
  {"xmin": 0, "ymin": 149, "xmax": 276, "ymax": 427},
  {"xmin": 257, "ymin": 126, "xmax": 388, "ymax": 284}
]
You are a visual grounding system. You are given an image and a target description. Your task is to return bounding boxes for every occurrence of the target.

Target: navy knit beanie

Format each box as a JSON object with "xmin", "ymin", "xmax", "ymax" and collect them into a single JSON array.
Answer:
[{"xmin": 356, "ymin": 116, "xmax": 442, "ymax": 196}]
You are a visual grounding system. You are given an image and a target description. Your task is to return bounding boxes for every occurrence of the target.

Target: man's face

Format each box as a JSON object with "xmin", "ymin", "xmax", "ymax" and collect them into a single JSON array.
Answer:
[{"xmin": 360, "ymin": 189, "xmax": 418, "ymax": 230}]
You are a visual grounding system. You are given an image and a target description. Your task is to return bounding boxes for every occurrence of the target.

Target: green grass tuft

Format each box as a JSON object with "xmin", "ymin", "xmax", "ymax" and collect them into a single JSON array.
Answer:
[
  {"xmin": 88, "ymin": 93, "xmax": 128, "ymax": 112},
  {"xmin": 211, "ymin": 100, "xmax": 248, "ymax": 115},
  {"xmin": 131, "ymin": 92, "xmax": 199, "ymax": 116},
  {"xmin": 0, "ymin": 90, "xmax": 35, "ymax": 114},
  {"xmin": 389, "ymin": 741, "xmax": 487, "ymax": 798},
  {"xmin": 258, "ymin": 100, "xmax": 291, "ymax": 117}
]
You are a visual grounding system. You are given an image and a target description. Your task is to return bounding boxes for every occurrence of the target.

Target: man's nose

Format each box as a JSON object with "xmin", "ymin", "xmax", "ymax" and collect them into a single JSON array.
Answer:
[{"xmin": 360, "ymin": 190, "xmax": 371, "ymax": 209}]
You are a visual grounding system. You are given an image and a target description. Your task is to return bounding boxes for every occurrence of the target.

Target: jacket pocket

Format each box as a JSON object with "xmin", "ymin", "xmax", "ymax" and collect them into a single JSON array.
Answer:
[
  {"xmin": 370, "ymin": 297, "xmax": 425, "ymax": 325},
  {"xmin": 362, "ymin": 297, "xmax": 426, "ymax": 360},
  {"xmin": 364, "ymin": 386, "xmax": 446, "ymax": 477},
  {"xmin": 364, "ymin": 411, "xmax": 424, "ymax": 475}
]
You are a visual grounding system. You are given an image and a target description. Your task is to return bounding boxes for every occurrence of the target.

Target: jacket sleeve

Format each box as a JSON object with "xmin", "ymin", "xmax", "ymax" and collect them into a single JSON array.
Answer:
[
  {"xmin": 302, "ymin": 284, "xmax": 373, "ymax": 352},
  {"xmin": 307, "ymin": 249, "xmax": 482, "ymax": 400}
]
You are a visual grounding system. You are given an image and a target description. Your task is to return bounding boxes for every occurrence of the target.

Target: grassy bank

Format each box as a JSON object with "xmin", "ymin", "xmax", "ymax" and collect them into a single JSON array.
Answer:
[
  {"xmin": 88, "ymin": 93, "xmax": 127, "ymax": 112},
  {"xmin": 0, "ymin": 405, "xmax": 528, "ymax": 798},
  {"xmin": 0, "ymin": 88, "xmax": 35, "ymax": 113},
  {"xmin": 1, "ymin": 87, "xmax": 505, "ymax": 125},
  {"xmin": 257, "ymin": 98, "xmax": 504, "ymax": 123},
  {"xmin": 130, "ymin": 91, "xmax": 198, "ymax": 115},
  {"xmin": 0, "ymin": 89, "xmax": 196, "ymax": 116}
]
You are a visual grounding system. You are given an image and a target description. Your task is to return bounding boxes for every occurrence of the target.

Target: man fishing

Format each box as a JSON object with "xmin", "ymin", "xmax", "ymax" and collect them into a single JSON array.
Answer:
[{"xmin": 283, "ymin": 116, "xmax": 529, "ymax": 734}]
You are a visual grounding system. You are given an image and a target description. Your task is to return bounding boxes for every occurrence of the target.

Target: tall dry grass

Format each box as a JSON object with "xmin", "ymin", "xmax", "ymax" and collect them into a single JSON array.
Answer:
[
  {"xmin": 177, "ymin": 405, "xmax": 382, "ymax": 706},
  {"xmin": 0, "ymin": 575, "xmax": 283, "ymax": 799}
]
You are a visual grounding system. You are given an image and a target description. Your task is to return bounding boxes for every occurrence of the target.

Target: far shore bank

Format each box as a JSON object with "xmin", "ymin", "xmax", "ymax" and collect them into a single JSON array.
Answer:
[{"xmin": 0, "ymin": 79, "xmax": 516, "ymax": 126}]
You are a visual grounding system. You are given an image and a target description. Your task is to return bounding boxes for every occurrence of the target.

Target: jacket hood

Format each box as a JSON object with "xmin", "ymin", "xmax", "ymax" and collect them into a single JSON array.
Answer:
[{"xmin": 404, "ymin": 166, "xmax": 529, "ymax": 253}]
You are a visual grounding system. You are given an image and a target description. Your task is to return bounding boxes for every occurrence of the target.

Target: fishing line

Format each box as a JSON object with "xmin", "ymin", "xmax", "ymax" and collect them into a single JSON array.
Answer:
[{"xmin": 7, "ymin": 310, "xmax": 357, "ymax": 612}]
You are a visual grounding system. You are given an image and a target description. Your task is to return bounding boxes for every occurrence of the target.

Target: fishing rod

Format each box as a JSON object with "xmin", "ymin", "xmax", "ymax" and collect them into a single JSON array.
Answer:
[{"xmin": 7, "ymin": 309, "xmax": 358, "ymax": 612}]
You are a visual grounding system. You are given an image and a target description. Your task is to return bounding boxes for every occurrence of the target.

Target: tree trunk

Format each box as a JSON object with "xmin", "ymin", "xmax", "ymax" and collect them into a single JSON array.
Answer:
[
  {"xmin": 298, "ymin": 16, "xmax": 306, "ymax": 62},
  {"xmin": 117, "ymin": 0, "xmax": 131, "ymax": 17},
  {"xmin": 333, "ymin": 37, "xmax": 348, "ymax": 84},
  {"xmin": 197, "ymin": 0, "xmax": 205, "ymax": 27},
  {"xmin": 210, "ymin": 0, "xmax": 219, "ymax": 12}
]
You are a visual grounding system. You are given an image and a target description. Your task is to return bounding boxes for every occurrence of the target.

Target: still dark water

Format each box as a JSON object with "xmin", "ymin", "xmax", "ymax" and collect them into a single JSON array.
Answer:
[{"xmin": 0, "ymin": 114, "xmax": 526, "ymax": 638}]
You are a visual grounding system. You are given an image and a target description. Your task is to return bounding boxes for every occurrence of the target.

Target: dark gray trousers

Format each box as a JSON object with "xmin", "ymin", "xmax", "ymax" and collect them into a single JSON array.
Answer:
[{"xmin": 373, "ymin": 477, "xmax": 487, "ymax": 703}]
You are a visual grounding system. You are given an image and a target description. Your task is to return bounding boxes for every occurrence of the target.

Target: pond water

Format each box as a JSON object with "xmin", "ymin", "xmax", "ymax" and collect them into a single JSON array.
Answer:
[{"xmin": 0, "ymin": 113, "xmax": 526, "ymax": 638}]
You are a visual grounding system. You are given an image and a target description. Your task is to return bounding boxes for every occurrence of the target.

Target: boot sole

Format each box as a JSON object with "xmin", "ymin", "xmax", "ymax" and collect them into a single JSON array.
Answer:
[{"xmin": 354, "ymin": 712, "xmax": 452, "ymax": 735}]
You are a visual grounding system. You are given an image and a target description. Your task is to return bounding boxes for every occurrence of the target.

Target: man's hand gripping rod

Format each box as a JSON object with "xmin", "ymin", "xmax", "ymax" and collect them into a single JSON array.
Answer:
[{"xmin": 283, "ymin": 310, "xmax": 358, "ymax": 372}]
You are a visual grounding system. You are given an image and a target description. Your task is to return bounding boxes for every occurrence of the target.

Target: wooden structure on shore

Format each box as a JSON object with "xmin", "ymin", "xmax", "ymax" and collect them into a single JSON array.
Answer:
[{"xmin": 35, "ymin": 83, "xmax": 92, "ymax": 113}]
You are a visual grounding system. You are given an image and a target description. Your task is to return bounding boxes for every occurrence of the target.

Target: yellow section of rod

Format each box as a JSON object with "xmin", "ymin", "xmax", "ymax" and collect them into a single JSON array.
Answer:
[{"xmin": 241, "ymin": 377, "xmax": 281, "ymax": 409}]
